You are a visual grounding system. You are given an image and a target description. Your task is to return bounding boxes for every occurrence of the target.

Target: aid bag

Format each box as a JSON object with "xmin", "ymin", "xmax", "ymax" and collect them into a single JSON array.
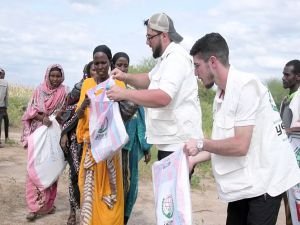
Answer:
[
  {"xmin": 27, "ymin": 115, "xmax": 66, "ymax": 190},
  {"xmin": 88, "ymin": 78, "xmax": 128, "ymax": 162},
  {"xmin": 152, "ymin": 149, "xmax": 192, "ymax": 225}
]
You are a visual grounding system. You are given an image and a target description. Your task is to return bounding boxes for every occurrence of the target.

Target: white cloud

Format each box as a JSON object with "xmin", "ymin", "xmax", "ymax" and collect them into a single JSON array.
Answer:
[
  {"xmin": 71, "ymin": 3, "xmax": 95, "ymax": 13},
  {"xmin": 70, "ymin": 2, "xmax": 97, "ymax": 13},
  {"xmin": 0, "ymin": 0, "xmax": 299, "ymax": 87},
  {"xmin": 68, "ymin": 0, "xmax": 99, "ymax": 4},
  {"xmin": 185, "ymin": 0, "xmax": 300, "ymax": 81}
]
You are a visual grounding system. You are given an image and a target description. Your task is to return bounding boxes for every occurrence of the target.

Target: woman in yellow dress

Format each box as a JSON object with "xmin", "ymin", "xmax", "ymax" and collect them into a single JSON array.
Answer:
[{"xmin": 76, "ymin": 45, "xmax": 125, "ymax": 225}]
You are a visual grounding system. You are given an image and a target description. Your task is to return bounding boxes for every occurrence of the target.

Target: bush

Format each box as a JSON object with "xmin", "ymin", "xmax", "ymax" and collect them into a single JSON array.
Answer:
[
  {"xmin": 8, "ymin": 85, "xmax": 33, "ymax": 128},
  {"xmin": 129, "ymin": 58, "xmax": 156, "ymax": 73},
  {"xmin": 267, "ymin": 78, "xmax": 288, "ymax": 109},
  {"xmin": 198, "ymin": 82, "xmax": 215, "ymax": 137}
]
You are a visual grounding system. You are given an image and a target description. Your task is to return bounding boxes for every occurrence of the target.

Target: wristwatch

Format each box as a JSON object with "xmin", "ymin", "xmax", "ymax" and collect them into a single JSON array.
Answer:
[{"xmin": 196, "ymin": 139, "xmax": 203, "ymax": 152}]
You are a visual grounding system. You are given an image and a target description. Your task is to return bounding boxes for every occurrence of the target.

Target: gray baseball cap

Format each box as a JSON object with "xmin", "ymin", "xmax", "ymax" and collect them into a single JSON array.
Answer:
[{"xmin": 148, "ymin": 13, "xmax": 183, "ymax": 43}]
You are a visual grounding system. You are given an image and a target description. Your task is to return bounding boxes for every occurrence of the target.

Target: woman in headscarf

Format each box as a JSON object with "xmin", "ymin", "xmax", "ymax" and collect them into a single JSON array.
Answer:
[
  {"xmin": 77, "ymin": 45, "xmax": 125, "ymax": 225},
  {"xmin": 60, "ymin": 61, "xmax": 96, "ymax": 225},
  {"xmin": 21, "ymin": 64, "xmax": 67, "ymax": 221},
  {"xmin": 112, "ymin": 52, "xmax": 152, "ymax": 224}
]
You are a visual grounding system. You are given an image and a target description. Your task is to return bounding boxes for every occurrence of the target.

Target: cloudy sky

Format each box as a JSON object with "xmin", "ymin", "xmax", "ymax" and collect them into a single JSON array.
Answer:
[{"xmin": 1, "ymin": 0, "xmax": 299, "ymax": 88}]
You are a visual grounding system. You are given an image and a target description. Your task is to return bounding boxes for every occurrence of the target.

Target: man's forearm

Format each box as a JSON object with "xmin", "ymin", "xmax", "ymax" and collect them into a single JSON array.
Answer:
[
  {"xmin": 203, "ymin": 137, "xmax": 249, "ymax": 156},
  {"xmin": 123, "ymin": 89, "xmax": 171, "ymax": 108},
  {"xmin": 126, "ymin": 73, "xmax": 150, "ymax": 89}
]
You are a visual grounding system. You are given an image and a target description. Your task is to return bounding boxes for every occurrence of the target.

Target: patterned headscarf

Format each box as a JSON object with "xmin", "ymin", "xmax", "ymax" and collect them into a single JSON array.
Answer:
[
  {"xmin": 21, "ymin": 64, "xmax": 67, "ymax": 147},
  {"xmin": 33, "ymin": 64, "xmax": 66, "ymax": 113}
]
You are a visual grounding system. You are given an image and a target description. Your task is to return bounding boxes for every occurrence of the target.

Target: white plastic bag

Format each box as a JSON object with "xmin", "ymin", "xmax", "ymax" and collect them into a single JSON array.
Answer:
[
  {"xmin": 88, "ymin": 78, "xmax": 128, "ymax": 162},
  {"xmin": 152, "ymin": 149, "xmax": 192, "ymax": 225},
  {"xmin": 27, "ymin": 115, "xmax": 66, "ymax": 190}
]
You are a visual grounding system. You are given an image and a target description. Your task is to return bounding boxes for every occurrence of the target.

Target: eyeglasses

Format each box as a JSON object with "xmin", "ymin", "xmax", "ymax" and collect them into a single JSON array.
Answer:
[{"xmin": 146, "ymin": 32, "xmax": 162, "ymax": 41}]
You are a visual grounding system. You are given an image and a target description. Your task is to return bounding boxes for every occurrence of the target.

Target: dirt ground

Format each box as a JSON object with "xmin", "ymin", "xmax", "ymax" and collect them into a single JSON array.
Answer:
[{"xmin": 0, "ymin": 130, "xmax": 285, "ymax": 225}]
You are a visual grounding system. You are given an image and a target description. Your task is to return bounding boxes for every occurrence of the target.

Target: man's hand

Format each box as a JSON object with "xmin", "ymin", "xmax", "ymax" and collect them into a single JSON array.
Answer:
[
  {"xmin": 184, "ymin": 138, "xmax": 200, "ymax": 156},
  {"xmin": 106, "ymin": 85, "xmax": 127, "ymax": 101},
  {"xmin": 111, "ymin": 68, "xmax": 127, "ymax": 82}
]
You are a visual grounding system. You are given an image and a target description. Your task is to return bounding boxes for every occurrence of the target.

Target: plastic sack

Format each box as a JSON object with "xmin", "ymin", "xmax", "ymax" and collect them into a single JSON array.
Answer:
[
  {"xmin": 87, "ymin": 78, "xmax": 128, "ymax": 162},
  {"xmin": 152, "ymin": 149, "xmax": 192, "ymax": 225},
  {"xmin": 27, "ymin": 115, "xmax": 66, "ymax": 190}
]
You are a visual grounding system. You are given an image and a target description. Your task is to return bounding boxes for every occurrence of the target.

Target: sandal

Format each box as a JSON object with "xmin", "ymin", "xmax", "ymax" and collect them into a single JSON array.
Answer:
[
  {"xmin": 26, "ymin": 212, "xmax": 37, "ymax": 222},
  {"xmin": 67, "ymin": 211, "xmax": 76, "ymax": 225}
]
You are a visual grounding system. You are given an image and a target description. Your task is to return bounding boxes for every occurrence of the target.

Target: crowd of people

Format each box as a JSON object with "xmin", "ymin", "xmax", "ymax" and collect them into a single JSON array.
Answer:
[{"xmin": 1, "ymin": 11, "xmax": 300, "ymax": 225}]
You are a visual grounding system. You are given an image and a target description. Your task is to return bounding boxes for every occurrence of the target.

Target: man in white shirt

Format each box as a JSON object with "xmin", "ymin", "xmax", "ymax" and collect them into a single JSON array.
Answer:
[
  {"xmin": 107, "ymin": 12, "xmax": 203, "ymax": 160},
  {"xmin": 0, "ymin": 68, "xmax": 9, "ymax": 146},
  {"xmin": 185, "ymin": 33, "xmax": 300, "ymax": 225},
  {"xmin": 280, "ymin": 59, "xmax": 300, "ymax": 225},
  {"xmin": 280, "ymin": 60, "xmax": 300, "ymax": 133}
]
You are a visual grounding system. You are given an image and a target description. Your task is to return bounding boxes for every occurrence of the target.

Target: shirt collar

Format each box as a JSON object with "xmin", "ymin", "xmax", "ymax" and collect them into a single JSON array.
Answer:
[{"xmin": 160, "ymin": 42, "xmax": 176, "ymax": 60}]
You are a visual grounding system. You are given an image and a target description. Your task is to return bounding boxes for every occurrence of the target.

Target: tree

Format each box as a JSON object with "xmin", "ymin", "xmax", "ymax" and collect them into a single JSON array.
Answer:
[
  {"xmin": 129, "ymin": 58, "xmax": 156, "ymax": 73},
  {"xmin": 267, "ymin": 78, "xmax": 288, "ymax": 109}
]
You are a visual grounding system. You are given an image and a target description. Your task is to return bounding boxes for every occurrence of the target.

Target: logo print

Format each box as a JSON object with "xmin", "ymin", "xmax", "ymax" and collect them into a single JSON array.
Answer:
[
  {"xmin": 95, "ymin": 117, "xmax": 108, "ymax": 140},
  {"xmin": 162, "ymin": 195, "xmax": 174, "ymax": 219}
]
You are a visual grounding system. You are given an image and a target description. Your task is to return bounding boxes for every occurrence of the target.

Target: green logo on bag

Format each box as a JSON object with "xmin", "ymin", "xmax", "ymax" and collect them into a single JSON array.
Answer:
[
  {"xmin": 162, "ymin": 195, "xmax": 174, "ymax": 219},
  {"xmin": 95, "ymin": 117, "xmax": 108, "ymax": 140}
]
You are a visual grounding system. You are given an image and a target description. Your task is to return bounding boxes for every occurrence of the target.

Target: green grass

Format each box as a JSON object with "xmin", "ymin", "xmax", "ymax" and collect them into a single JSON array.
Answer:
[
  {"xmin": 3, "ymin": 138, "xmax": 19, "ymax": 147},
  {"xmin": 8, "ymin": 85, "xmax": 33, "ymax": 128},
  {"xmin": 190, "ymin": 161, "xmax": 213, "ymax": 189},
  {"xmin": 139, "ymin": 146, "xmax": 158, "ymax": 179}
]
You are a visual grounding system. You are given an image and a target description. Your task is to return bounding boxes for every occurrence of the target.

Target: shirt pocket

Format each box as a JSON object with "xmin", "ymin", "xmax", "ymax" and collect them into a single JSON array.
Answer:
[
  {"xmin": 148, "ymin": 71, "xmax": 161, "ymax": 90},
  {"xmin": 213, "ymin": 115, "xmax": 235, "ymax": 139},
  {"xmin": 212, "ymin": 154, "xmax": 253, "ymax": 193},
  {"xmin": 150, "ymin": 109, "xmax": 178, "ymax": 135},
  {"xmin": 212, "ymin": 115, "xmax": 253, "ymax": 193}
]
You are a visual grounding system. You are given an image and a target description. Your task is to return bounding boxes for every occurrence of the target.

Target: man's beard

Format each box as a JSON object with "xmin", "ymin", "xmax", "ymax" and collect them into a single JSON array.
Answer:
[
  {"xmin": 201, "ymin": 71, "xmax": 215, "ymax": 89},
  {"xmin": 152, "ymin": 43, "xmax": 162, "ymax": 59}
]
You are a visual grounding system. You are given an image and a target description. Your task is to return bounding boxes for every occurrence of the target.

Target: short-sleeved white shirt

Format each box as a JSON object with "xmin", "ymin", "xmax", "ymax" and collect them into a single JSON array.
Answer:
[
  {"xmin": 145, "ymin": 42, "xmax": 203, "ymax": 147},
  {"xmin": 287, "ymin": 89, "xmax": 300, "ymax": 127},
  {"xmin": 211, "ymin": 67, "xmax": 300, "ymax": 202},
  {"xmin": 0, "ymin": 79, "xmax": 8, "ymax": 107}
]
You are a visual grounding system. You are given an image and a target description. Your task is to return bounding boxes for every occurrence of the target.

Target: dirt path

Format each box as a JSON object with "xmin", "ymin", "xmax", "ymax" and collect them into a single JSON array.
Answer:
[{"xmin": 0, "ymin": 131, "xmax": 285, "ymax": 225}]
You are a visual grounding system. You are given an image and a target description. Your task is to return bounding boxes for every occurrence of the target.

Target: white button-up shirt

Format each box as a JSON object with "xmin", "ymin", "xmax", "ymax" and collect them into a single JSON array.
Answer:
[{"xmin": 145, "ymin": 42, "xmax": 203, "ymax": 147}]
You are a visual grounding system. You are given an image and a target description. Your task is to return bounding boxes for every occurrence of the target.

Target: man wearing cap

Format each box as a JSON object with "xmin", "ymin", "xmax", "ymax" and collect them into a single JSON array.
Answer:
[
  {"xmin": 0, "ymin": 68, "xmax": 9, "ymax": 146},
  {"xmin": 107, "ymin": 12, "xmax": 203, "ymax": 160}
]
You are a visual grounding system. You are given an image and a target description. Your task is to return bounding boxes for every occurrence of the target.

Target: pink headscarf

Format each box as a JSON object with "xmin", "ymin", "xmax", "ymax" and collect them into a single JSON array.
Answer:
[{"xmin": 21, "ymin": 64, "xmax": 67, "ymax": 147}]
